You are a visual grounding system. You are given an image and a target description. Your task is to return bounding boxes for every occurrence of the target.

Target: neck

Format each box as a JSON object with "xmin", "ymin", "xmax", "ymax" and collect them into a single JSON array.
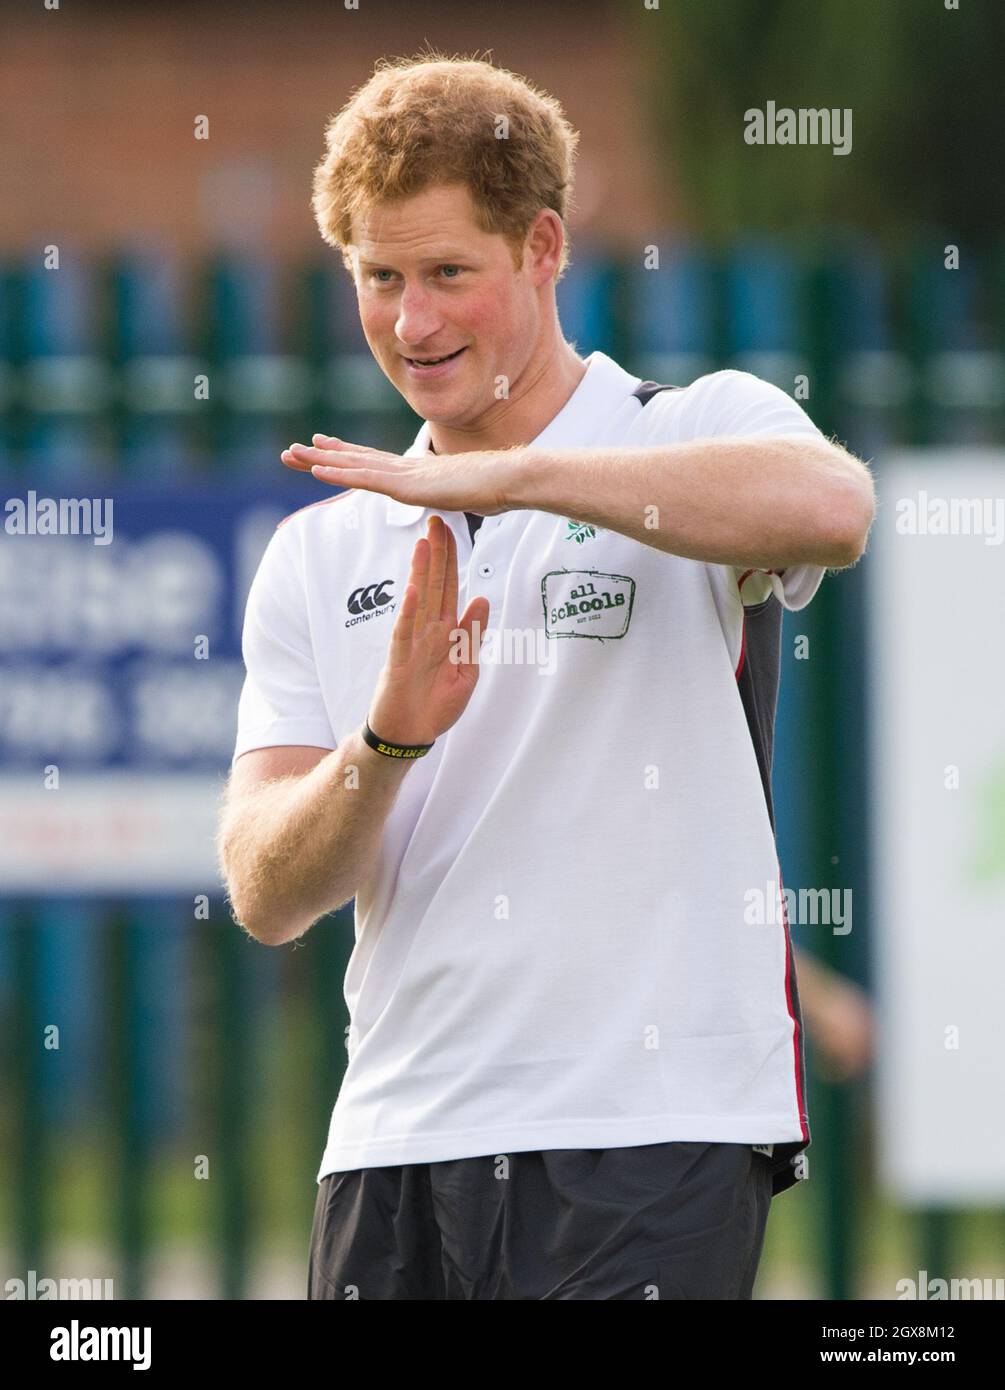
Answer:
[{"xmin": 427, "ymin": 337, "xmax": 588, "ymax": 455}]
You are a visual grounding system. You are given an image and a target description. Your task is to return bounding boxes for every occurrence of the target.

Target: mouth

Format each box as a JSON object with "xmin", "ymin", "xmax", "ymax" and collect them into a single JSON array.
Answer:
[{"xmin": 401, "ymin": 346, "xmax": 468, "ymax": 378}]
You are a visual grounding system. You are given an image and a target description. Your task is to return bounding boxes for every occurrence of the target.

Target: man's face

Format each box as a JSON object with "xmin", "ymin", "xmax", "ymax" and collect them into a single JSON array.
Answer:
[{"xmin": 349, "ymin": 183, "xmax": 539, "ymax": 427}]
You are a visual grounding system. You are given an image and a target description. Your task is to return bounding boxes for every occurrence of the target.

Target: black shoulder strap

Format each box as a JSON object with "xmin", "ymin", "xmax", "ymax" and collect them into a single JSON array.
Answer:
[{"xmin": 632, "ymin": 380, "xmax": 684, "ymax": 407}]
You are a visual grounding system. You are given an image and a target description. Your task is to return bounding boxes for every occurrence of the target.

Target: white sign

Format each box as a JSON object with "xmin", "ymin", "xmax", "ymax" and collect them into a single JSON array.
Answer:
[
  {"xmin": 869, "ymin": 449, "xmax": 1005, "ymax": 1203},
  {"xmin": 0, "ymin": 773, "xmax": 228, "ymax": 894}
]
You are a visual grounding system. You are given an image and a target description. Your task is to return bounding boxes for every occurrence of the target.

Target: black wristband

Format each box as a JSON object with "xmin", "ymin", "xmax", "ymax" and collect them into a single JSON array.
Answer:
[{"xmin": 361, "ymin": 721, "xmax": 435, "ymax": 760}]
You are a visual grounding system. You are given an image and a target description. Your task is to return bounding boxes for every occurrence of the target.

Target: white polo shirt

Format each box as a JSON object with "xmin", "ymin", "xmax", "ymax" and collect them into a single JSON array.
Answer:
[{"xmin": 233, "ymin": 350, "xmax": 829, "ymax": 1196}]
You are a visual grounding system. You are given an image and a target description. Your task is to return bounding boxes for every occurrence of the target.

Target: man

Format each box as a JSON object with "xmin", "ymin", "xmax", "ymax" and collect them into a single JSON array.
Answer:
[{"xmin": 218, "ymin": 53, "xmax": 875, "ymax": 1300}]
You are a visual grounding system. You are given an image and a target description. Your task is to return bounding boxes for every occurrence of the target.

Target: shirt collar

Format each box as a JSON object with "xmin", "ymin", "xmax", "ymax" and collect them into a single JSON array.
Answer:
[{"xmin": 384, "ymin": 350, "xmax": 641, "ymax": 526}]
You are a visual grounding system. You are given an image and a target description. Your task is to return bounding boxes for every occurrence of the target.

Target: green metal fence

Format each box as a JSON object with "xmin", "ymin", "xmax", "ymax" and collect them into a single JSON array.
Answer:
[{"xmin": 2, "ymin": 240, "xmax": 1003, "ymax": 1297}]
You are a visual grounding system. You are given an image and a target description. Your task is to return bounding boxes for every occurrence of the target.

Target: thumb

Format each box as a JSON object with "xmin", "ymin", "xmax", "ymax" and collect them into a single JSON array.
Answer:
[{"xmin": 456, "ymin": 597, "xmax": 490, "ymax": 667}]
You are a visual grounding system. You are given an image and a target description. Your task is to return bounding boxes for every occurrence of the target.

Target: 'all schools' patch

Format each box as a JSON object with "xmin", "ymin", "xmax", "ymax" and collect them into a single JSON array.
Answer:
[{"xmin": 541, "ymin": 569, "xmax": 636, "ymax": 640}]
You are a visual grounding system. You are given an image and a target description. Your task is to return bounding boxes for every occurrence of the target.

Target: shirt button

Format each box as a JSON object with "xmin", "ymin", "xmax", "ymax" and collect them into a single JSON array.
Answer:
[{"xmin": 477, "ymin": 562, "xmax": 494, "ymax": 578}]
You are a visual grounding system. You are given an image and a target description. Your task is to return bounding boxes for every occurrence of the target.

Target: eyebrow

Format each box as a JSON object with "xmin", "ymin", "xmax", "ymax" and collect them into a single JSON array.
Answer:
[{"xmin": 358, "ymin": 252, "xmax": 470, "ymax": 270}]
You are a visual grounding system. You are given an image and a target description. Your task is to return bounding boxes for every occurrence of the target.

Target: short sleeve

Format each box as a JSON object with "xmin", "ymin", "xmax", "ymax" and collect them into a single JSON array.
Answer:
[
  {"xmin": 682, "ymin": 369, "xmax": 829, "ymax": 613},
  {"xmin": 232, "ymin": 521, "xmax": 337, "ymax": 762}
]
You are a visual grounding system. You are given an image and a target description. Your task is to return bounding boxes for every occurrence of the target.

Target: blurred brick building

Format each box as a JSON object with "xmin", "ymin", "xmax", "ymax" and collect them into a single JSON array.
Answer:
[{"xmin": 1, "ymin": 0, "xmax": 678, "ymax": 258}]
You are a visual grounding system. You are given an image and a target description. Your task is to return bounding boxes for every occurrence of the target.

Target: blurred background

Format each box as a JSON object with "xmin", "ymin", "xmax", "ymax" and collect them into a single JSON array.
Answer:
[{"xmin": 1, "ymin": 0, "xmax": 1003, "ymax": 1299}]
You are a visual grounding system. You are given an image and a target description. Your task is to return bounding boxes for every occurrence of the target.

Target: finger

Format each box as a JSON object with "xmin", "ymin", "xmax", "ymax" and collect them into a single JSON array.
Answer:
[
  {"xmin": 312, "ymin": 434, "xmax": 383, "ymax": 454},
  {"xmin": 390, "ymin": 534, "xmax": 431, "ymax": 664},
  {"xmin": 426, "ymin": 516, "xmax": 448, "ymax": 624},
  {"xmin": 309, "ymin": 463, "xmax": 386, "ymax": 490},
  {"xmin": 288, "ymin": 443, "xmax": 342, "ymax": 465},
  {"xmin": 411, "ymin": 531, "xmax": 431, "ymax": 633},
  {"xmin": 289, "ymin": 443, "xmax": 388, "ymax": 469},
  {"xmin": 441, "ymin": 517, "xmax": 458, "ymax": 623},
  {"xmin": 455, "ymin": 596, "xmax": 490, "ymax": 669},
  {"xmin": 387, "ymin": 581, "xmax": 418, "ymax": 669},
  {"xmin": 280, "ymin": 449, "xmax": 313, "ymax": 473}
]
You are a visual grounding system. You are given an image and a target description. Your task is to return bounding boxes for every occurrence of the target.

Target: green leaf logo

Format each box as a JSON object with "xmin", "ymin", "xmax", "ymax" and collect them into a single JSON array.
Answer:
[{"xmin": 565, "ymin": 519, "xmax": 597, "ymax": 544}]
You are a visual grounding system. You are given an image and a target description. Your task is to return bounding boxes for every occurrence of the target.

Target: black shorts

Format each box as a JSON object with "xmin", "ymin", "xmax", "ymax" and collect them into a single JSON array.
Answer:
[{"xmin": 307, "ymin": 1141, "xmax": 774, "ymax": 1300}]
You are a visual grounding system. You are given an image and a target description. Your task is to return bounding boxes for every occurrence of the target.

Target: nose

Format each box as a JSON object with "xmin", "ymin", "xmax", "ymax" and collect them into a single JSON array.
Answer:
[{"xmin": 394, "ymin": 282, "xmax": 445, "ymax": 350}]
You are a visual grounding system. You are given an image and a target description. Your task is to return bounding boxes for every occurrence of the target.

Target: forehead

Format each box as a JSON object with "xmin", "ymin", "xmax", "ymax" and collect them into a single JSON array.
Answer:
[{"xmin": 351, "ymin": 183, "xmax": 494, "ymax": 261}]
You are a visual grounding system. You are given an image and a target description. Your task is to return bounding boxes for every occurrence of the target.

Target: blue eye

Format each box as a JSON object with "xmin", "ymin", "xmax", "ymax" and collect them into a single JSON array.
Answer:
[{"xmin": 368, "ymin": 265, "xmax": 463, "ymax": 284}]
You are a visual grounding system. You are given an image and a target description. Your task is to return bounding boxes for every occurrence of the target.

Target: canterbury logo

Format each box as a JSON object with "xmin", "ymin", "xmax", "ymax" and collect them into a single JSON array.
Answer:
[{"xmin": 347, "ymin": 579, "xmax": 394, "ymax": 615}]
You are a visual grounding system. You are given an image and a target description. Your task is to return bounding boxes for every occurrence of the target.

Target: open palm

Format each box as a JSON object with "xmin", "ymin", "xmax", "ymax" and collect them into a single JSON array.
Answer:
[{"xmin": 367, "ymin": 516, "xmax": 490, "ymax": 747}]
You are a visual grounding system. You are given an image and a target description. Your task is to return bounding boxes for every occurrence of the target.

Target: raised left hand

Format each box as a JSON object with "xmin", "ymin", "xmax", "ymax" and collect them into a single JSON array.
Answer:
[{"xmin": 281, "ymin": 435, "xmax": 514, "ymax": 517}]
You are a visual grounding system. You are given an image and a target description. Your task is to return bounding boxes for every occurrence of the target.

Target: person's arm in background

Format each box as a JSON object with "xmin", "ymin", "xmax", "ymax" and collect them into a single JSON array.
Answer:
[
  {"xmin": 794, "ymin": 948, "xmax": 874, "ymax": 1082},
  {"xmin": 218, "ymin": 515, "xmax": 488, "ymax": 946}
]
